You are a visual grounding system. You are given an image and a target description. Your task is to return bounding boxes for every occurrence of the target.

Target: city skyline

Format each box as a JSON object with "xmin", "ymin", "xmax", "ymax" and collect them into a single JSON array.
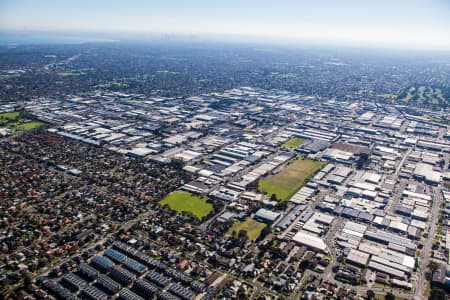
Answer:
[{"xmin": 1, "ymin": 0, "xmax": 450, "ymax": 50}]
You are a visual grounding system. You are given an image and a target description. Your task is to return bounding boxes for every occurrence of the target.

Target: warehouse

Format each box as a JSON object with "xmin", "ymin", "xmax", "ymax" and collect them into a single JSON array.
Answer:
[
  {"xmin": 119, "ymin": 288, "xmax": 145, "ymax": 300},
  {"xmin": 254, "ymin": 208, "xmax": 281, "ymax": 224},
  {"xmin": 96, "ymin": 274, "xmax": 121, "ymax": 294},
  {"xmin": 276, "ymin": 205, "xmax": 305, "ymax": 231},
  {"xmin": 346, "ymin": 249, "xmax": 370, "ymax": 267},
  {"xmin": 371, "ymin": 255, "xmax": 412, "ymax": 274},
  {"xmin": 110, "ymin": 265, "xmax": 136, "ymax": 285},
  {"xmin": 104, "ymin": 248, "xmax": 127, "ymax": 263},
  {"xmin": 81, "ymin": 285, "xmax": 109, "ymax": 300},
  {"xmin": 78, "ymin": 263, "xmax": 99, "ymax": 281},
  {"xmin": 292, "ymin": 231, "xmax": 328, "ymax": 253},
  {"xmin": 91, "ymin": 255, "xmax": 114, "ymax": 272},
  {"xmin": 413, "ymin": 163, "xmax": 441, "ymax": 185},
  {"xmin": 364, "ymin": 229, "xmax": 416, "ymax": 251},
  {"xmin": 133, "ymin": 279, "xmax": 159, "ymax": 298},
  {"xmin": 146, "ymin": 270, "xmax": 171, "ymax": 287},
  {"xmin": 61, "ymin": 273, "xmax": 86, "ymax": 292},
  {"xmin": 368, "ymin": 261, "xmax": 405, "ymax": 279}
]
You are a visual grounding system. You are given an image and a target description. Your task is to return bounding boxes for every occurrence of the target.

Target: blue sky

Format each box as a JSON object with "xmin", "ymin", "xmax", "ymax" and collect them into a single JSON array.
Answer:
[{"xmin": 1, "ymin": 0, "xmax": 449, "ymax": 49}]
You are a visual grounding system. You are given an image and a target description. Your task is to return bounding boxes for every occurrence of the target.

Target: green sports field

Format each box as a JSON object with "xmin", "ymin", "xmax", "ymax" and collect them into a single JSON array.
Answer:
[
  {"xmin": 258, "ymin": 158, "xmax": 325, "ymax": 201},
  {"xmin": 227, "ymin": 218, "xmax": 266, "ymax": 241},
  {"xmin": 159, "ymin": 190, "xmax": 213, "ymax": 220},
  {"xmin": 281, "ymin": 137, "xmax": 305, "ymax": 149},
  {"xmin": 0, "ymin": 112, "xmax": 20, "ymax": 124},
  {"xmin": 0, "ymin": 112, "xmax": 45, "ymax": 131}
]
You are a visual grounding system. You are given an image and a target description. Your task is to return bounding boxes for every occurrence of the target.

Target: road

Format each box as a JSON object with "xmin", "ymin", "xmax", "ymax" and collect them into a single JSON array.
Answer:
[
  {"xmin": 413, "ymin": 186, "xmax": 443, "ymax": 300},
  {"xmin": 395, "ymin": 147, "xmax": 412, "ymax": 176}
]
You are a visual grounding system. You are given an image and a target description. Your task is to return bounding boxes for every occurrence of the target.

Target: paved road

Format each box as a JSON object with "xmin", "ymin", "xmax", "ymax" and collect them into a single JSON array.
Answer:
[
  {"xmin": 413, "ymin": 187, "xmax": 443, "ymax": 300},
  {"xmin": 395, "ymin": 147, "xmax": 412, "ymax": 176},
  {"xmin": 297, "ymin": 269, "xmax": 415, "ymax": 299}
]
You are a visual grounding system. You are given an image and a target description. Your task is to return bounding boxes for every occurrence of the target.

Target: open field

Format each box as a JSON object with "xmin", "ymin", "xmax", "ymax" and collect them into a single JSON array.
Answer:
[
  {"xmin": 397, "ymin": 85, "xmax": 448, "ymax": 106},
  {"xmin": 227, "ymin": 218, "xmax": 266, "ymax": 241},
  {"xmin": 259, "ymin": 158, "xmax": 325, "ymax": 201},
  {"xmin": 159, "ymin": 190, "xmax": 213, "ymax": 220},
  {"xmin": 377, "ymin": 93, "xmax": 397, "ymax": 100},
  {"xmin": 7, "ymin": 121, "xmax": 45, "ymax": 131},
  {"xmin": 94, "ymin": 82, "xmax": 129, "ymax": 89},
  {"xmin": 0, "ymin": 112, "xmax": 45, "ymax": 131},
  {"xmin": 0, "ymin": 112, "xmax": 20, "ymax": 124},
  {"xmin": 374, "ymin": 295, "xmax": 405, "ymax": 300},
  {"xmin": 425, "ymin": 116, "xmax": 450, "ymax": 125},
  {"xmin": 57, "ymin": 72, "xmax": 85, "ymax": 77},
  {"xmin": 282, "ymin": 137, "xmax": 305, "ymax": 149}
]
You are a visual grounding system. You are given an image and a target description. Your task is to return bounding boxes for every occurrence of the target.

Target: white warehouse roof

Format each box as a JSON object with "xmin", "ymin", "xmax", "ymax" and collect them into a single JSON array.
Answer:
[{"xmin": 292, "ymin": 231, "xmax": 328, "ymax": 252}]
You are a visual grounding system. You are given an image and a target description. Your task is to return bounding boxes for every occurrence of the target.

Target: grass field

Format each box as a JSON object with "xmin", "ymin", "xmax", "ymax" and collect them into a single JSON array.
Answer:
[
  {"xmin": 259, "ymin": 158, "xmax": 325, "ymax": 201},
  {"xmin": 374, "ymin": 294, "xmax": 406, "ymax": 300},
  {"xmin": 7, "ymin": 121, "xmax": 45, "ymax": 131},
  {"xmin": 424, "ymin": 116, "xmax": 450, "ymax": 125},
  {"xmin": 227, "ymin": 218, "xmax": 266, "ymax": 241},
  {"xmin": 0, "ymin": 112, "xmax": 20, "ymax": 124},
  {"xmin": 159, "ymin": 190, "xmax": 213, "ymax": 220},
  {"xmin": 0, "ymin": 112, "xmax": 45, "ymax": 131},
  {"xmin": 282, "ymin": 137, "xmax": 305, "ymax": 149},
  {"xmin": 94, "ymin": 82, "xmax": 129, "ymax": 89},
  {"xmin": 58, "ymin": 72, "xmax": 85, "ymax": 77},
  {"xmin": 377, "ymin": 93, "xmax": 397, "ymax": 100}
]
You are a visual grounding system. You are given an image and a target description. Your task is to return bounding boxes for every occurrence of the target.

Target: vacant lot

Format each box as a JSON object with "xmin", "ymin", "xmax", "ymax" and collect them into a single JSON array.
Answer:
[
  {"xmin": 159, "ymin": 190, "xmax": 213, "ymax": 220},
  {"xmin": 259, "ymin": 158, "xmax": 325, "ymax": 201},
  {"xmin": 228, "ymin": 218, "xmax": 266, "ymax": 241},
  {"xmin": 282, "ymin": 137, "xmax": 305, "ymax": 149}
]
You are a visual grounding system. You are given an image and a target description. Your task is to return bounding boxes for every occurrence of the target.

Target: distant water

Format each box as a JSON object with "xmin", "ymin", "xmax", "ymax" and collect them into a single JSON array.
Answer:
[{"xmin": 0, "ymin": 33, "xmax": 117, "ymax": 45}]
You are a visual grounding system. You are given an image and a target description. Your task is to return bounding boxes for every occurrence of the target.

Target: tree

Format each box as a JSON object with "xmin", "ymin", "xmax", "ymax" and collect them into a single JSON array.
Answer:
[
  {"xmin": 384, "ymin": 293, "xmax": 395, "ymax": 300},
  {"xmin": 356, "ymin": 153, "xmax": 370, "ymax": 169},
  {"xmin": 258, "ymin": 226, "xmax": 271, "ymax": 241},
  {"xmin": 238, "ymin": 229, "xmax": 248, "ymax": 241},
  {"xmin": 429, "ymin": 288, "xmax": 447, "ymax": 300}
]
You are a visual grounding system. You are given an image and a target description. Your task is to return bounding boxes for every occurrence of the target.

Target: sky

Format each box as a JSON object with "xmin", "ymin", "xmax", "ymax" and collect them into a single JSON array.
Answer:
[{"xmin": 0, "ymin": 0, "xmax": 449, "ymax": 50}]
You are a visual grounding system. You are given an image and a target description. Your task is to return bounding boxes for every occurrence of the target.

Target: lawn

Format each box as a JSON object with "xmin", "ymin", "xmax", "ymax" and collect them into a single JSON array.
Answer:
[
  {"xmin": 374, "ymin": 294, "xmax": 406, "ymax": 300},
  {"xmin": 94, "ymin": 82, "xmax": 129, "ymax": 89},
  {"xmin": 7, "ymin": 121, "xmax": 45, "ymax": 131},
  {"xmin": 258, "ymin": 158, "xmax": 325, "ymax": 201},
  {"xmin": 426, "ymin": 116, "xmax": 450, "ymax": 125},
  {"xmin": 58, "ymin": 72, "xmax": 85, "ymax": 77},
  {"xmin": 227, "ymin": 218, "xmax": 266, "ymax": 241},
  {"xmin": 0, "ymin": 112, "xmax": 45, "ymax": 131},
  {"xmin": 159, "ymin": 190, "xmax": 213, "ymax": 220},
  {"xmin": 377, "ymin": 93, "xmax": 397, "ymax": 100},
  {"xmin": 281, "ymin": 137, "xmax": 305, "ymax": 149},
  {"xmin": 0, "ymin": 112, "xmax": 20, "ymax": 124}
]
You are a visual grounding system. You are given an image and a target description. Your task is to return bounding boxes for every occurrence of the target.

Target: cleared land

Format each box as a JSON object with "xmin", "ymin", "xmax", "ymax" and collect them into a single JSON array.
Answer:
[
  {"xmin": 259, "ymin": 158, "xmax": 325, "ymax": 201},
  {"xmin": 227, "ymin": 218, "xmax": 266, "ymax": 241},
  {"xmin": 282, "ymin": 137, "xmax": 305, "ymax": 149},
  {"xmin": 159, "ymin": 190, "xmax": 213, "ymax": 220}
]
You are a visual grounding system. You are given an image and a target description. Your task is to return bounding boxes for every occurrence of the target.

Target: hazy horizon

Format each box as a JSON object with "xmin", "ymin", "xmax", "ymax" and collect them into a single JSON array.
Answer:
[{"xmin": 1, "ymin": 0, "xmax": 449, "ymax": 51}]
